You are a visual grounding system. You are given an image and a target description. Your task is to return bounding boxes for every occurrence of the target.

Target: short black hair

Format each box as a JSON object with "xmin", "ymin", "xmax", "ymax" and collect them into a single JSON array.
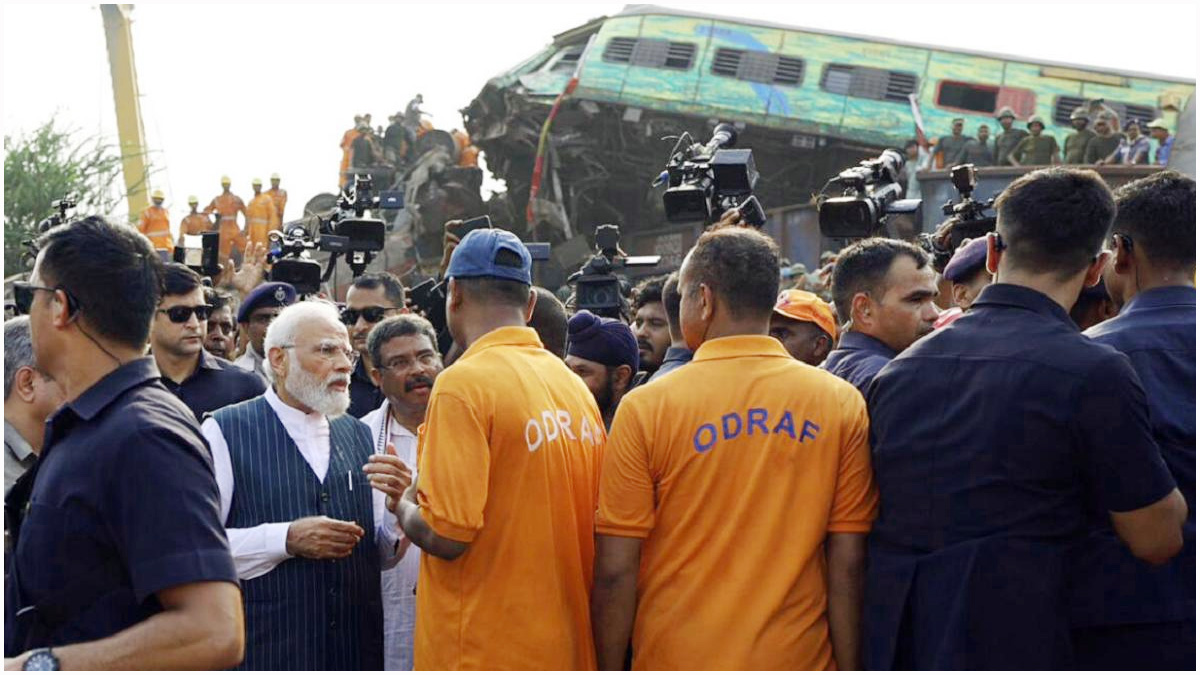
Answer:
[
  {"xmin": 994, "ymin": 167, "xmax": 1115, "ymax": 280},
  {"xmin": 366, "ymin": 314, "xmax": 439, "ymax": 370},
  {"xmin": 662, "ymin": 271, "xmax": 682, "ymax": 335},
  {"xmin": 529, "ymin": 286, "xmax": 568, "ymax": 358},
  {"xmin": 1110, "ymin": 170, "xmax": 1195, "ymax": 270},
  {"xmin": 684, "ymin": 228, "xmax": 780, "ymax": 320},
  {"xmin": 205, "ymin": 287, "xmax": 234, "ymax": 312},
  {"xmin": 456, "ymin": 276, "xmax": 531, "ymax": 308},
  {"xmin": 352, "ymin": 271, "xmax": 406, "ymax": 307},
  {"xmin": 632, "ymin": 275, "xmax": 667, "ymax": 312},
  {"xmin": 162, "ymin": 262, "xmax": 204, "ymax": 298},
  {"xmin": 36, "ymin": 215, "xmax": 162, "ymax": 349},
  {"xmin": 831, "ymin": 238, "xmax": 929, "ymax": 321}
]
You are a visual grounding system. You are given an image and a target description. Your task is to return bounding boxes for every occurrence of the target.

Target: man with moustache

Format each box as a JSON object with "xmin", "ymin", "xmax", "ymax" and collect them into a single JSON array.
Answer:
[
  {"xmin": 203, "ymin": 288, "xmax": 238, "ymax": 360},
  {"xmin": 631, "ymin": 275, "xmax": 671, "ymax": 378},
  {"xmin": 151, "ymin": 264, "xmax": 265, "ymax": 420},
  {"xmin": 565, "ymin": 310, "xmax": 640, "ymax": 430},
  {"xmin": 200, "ymin": 301, "xmax": 413, "ymax": 670},
  {"xmin": 343, "ymin": 273, "xmax": 407, "ymax": 418},
  {"xmin": 360, "ymin": 315, "xmax": 444, "ymax": 670}
]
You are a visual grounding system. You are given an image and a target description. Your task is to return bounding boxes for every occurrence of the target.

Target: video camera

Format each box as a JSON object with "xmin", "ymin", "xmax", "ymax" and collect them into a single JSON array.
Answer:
[
  {"xmin": 817, "ymin": 149, "xmax": 921, "ymax": 238},
  {"xmin": 19, "ymin": 197, "xmax": 78, "ymax": 270},
  {"xmin": 266, "ymin": 174, "xmax": 398, "ymax": 294},
  {"xmin": 915, "ymin": 164, "xmax": 997, "ymax": 272},
  {"xmin": 655, "ymin": 123, "xmax": 763, "ymax": 225},
  {"xmin": 567, "ymin": 224, "xmax": 661, "ymax": 319}
]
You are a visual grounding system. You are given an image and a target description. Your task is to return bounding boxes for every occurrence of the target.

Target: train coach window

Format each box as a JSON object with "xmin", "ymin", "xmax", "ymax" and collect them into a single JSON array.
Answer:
[
  {"xmin": 937, "ymin": 82, "xmax": 998, "ymax": 113},
  {"xmin": 711, "ymin": 48, "xmax": 805, "ymax": 86},
  {"xmin": 821, "ymin": 64, "xmax": 918, "ymax": 103},
  {"xmin": 603, "ymin": 37, "xmax": 696, "ymax": 71},
  {"xmin": 1054, "ymin": 95, "xmax": 1157, "ymax": 127}
]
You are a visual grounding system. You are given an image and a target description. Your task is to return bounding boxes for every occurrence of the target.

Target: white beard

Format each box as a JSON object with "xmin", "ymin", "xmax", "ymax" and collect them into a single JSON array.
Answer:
[{"xmin": 284, "ymin": 354, "xmax": 351, "ymax": 417}]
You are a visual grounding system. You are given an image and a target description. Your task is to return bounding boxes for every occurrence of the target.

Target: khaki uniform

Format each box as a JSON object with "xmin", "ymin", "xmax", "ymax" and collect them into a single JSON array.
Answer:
[
  {"xmin": 994, "ymin": 128, "xmax": 1029, "ymax": 165},
  {"xmin": 1063, "ymin": 129, "xmax": 1096, "ymax": 164},
  {"xmin": 933, "ymin": 134, "xmax": 969, "ymax": 168},
  {"xmin": 1011, "ymin": 135, "xmax": 1059, "ymax": 165},
  {"xmin": 1083, "ymin": 134, "xmax": 1123, "ymax": 164}
]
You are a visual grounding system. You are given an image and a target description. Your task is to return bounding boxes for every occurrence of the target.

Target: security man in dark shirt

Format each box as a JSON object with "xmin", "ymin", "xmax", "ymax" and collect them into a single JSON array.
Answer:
[
  {"xmin": 647, "ymin": 272, "xmax": 693, "ymax": 382},
  {"xmin": 151, "ymin": 263, "xmax": 266, "ymax": 419},
  {"xmin": 1074, "ymin": 170, "xmax": 1196, "ymax": 669},
  {"xmin": 344, "ymin": 272, "xmax": 407, "ymax": 418},
  {"xmin": 863, "ymin": 168, "xmax": 1187, "ymax": 670},
  {"xmin": 4, "ymin": 216, "xmax": 243, "ymax": 670},
  {"xmin": 822, "ymin": 238, "xmax": 939, "ymax": 396}
]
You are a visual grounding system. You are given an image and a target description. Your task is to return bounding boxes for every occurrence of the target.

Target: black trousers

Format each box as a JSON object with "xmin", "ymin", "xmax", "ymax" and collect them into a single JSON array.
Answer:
[{"xmin": 1072, "ymin": 620, "xmax": 1195, "ymax": 671}]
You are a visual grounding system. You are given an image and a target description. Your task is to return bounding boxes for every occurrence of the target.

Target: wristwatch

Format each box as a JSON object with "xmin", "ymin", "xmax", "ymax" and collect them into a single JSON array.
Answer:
[{"xmin": 23, "ymin": 648, "xmax": 59, "ymax": 671}]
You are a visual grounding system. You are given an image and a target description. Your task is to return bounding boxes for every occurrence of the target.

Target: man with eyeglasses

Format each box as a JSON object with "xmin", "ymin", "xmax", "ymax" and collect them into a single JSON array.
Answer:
[
  {"xmin": 203, "ymin": 288, "xmax": 237, "ymax": 360},
  {"xmin": 343, "ymin": 272, "xmax": 408, "ymax": 419},
  {"xmin": 360, "ymin": 314, "xmax": 444, "ymax": 670},
  {"xmin": 200, "ymin": 300, "xmax": 413, "ymax": 670},
  {"xmin": 149, "ymin": 264, "xmax": 265, "ymax": 420},
  {"xmin": 233, "ymin": 282, "xmax": 296, "ymax": 376}
]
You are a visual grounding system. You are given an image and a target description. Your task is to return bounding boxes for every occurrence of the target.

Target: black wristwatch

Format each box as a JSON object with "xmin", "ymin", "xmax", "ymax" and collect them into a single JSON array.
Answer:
[{"xmin": 23, "ymin": 648, "xmax": 59, "ymax": 671}]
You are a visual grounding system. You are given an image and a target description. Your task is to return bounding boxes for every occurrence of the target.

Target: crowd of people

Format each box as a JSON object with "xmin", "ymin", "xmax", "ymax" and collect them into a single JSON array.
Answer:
[{"xmin": 2, "ymin": 164, "xmax": 1194, "ymax": 670}]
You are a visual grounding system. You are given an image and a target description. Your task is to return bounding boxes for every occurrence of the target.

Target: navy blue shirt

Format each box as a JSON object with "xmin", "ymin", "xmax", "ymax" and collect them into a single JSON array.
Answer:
[
  {"xmin": 862, "ymin": 284, "xmax": 1176, "ymax": 669},
  {"xmin": 647, "ymin": 345, "xmax": 694, "ymax": 382},
  {"xmin": 821, "ymin": 331, "xmax": 896, "ymax": 396},
  {"xmin": 348, "ymin": 359, "xmax": 383, "ymax": 419},
  {"xmin": 4, "ymin": 358, "xmax": 238, "ymax": 654},
  {"xmin": 1071, "ymin": 286, "xmax": 1195, "ymax": 627},
  {"xmin": 160, "ymin": 350, "xmax": 267, "ymax": 420}
]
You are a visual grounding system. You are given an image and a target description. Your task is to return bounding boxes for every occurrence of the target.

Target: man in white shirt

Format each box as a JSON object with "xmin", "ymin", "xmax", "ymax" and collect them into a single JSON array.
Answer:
[
  {"xmin": 200, "ymin": 300, "xmax": 413, "ymax": 670},
  {"xmin": 360, "ymin": 314, "xmax": 445, "ymax": 670}
]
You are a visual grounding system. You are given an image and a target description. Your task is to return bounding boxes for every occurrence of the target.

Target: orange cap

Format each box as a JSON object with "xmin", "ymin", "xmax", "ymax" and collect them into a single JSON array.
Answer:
[{"xmin": 773, "ymin": 289, "xmax": 838, "ymax": 339}]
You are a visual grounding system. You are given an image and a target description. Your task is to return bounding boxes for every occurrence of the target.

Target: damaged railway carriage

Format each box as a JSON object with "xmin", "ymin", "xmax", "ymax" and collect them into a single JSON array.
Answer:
[{"xmin": 464, "ymin": 4, "xmax": 1193, "ymax": 244}]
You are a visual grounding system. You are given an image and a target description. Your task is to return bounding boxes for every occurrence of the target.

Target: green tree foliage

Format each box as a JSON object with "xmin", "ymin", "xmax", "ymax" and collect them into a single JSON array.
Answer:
[{"xmin": 3, "ymin": 117, "xmax": 138, "ymax": 274}]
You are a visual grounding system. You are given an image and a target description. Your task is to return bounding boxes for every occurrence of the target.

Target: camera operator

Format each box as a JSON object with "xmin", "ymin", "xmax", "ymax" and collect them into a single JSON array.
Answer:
[
  {"xmin": 565, "ymin": 310, "xmax": 639, "ymax": 430},
  {"xmin": 1072, "ymin": 171, "xmax": 1196, "ymax": 670},
  {"xmin": 631, "ymin": 275, "xmax": 671, "ymax": 377},
  {"xmin": 204, "ymin": 288, "xmax": 238, "ymax": 360},
  {"xmin": 343, "ymin": 272, "xmax": 407, "ymax": 419},
  {"xmin": 646, "ymin": 271, "xmax": 693, "ymax": 382},
  {"xmin": 5, "ymin": 216, "xmax": 243, "ymax": 670},
  {"xmin": 822, "ymin": 238, "xmax": 939, "ymax": 396},
  {"xmin": 151, "ymin": 263, "xmax": 267, "ymax": 420},
  {"xmin": 862, "ymin": 168, "xmax": 1187, "ymax": 670},
  {"xmin": 593, "ymin": 227, "xmax": 876, "ymax": 670}
]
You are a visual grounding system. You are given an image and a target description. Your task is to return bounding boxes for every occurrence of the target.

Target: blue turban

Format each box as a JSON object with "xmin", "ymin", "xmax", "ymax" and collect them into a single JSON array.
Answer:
[{"xmin": 566, "ymin": 310, "xmax": 640, "ymax": 373}]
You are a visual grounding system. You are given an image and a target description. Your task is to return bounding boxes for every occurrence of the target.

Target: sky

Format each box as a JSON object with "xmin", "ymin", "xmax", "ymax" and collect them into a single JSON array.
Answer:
[{"xmin": 2, "ymin": 1, "xmax": 1197, "ymax": 246}]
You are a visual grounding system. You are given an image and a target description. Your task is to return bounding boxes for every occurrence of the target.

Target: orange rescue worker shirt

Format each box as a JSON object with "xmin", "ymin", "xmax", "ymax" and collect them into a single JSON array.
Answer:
[
  {"xmin": 245, "ymin": 193, "xmax": 278, "ymax": 250},
  {"xmin": 267, "ymin": 187, "xmax": 287, "ymax": 225},
  {"xmin": 179, "ymin": 212, "xmax": 212, "ymax": 237},
  {"xmin": 203, "ymin": 193, "xmax": 246, "ymax": 259},
  {"xmin": 414, "ymin": 326, "xmax": 605, "ymax": 670},
  {"xmin": 597, "ymin": 335, "xmax": 879, "ymax": 671},
  {"xmin": 340, "ymin": 128, "xmax": 360, "ymax": 182},
  {"xmin": 137, "ymin": 205, "xmax": 173, "ymax": 253}
]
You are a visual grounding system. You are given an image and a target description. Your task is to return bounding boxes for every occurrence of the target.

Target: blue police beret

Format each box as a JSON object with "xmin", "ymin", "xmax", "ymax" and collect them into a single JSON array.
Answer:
[
  {"xmin": 943, "ymin": 237, "xmax": 989, "ymax": 284},
  {"xmin": 237, "ymin": 282, "xmax": 297, "ymax": 323}
]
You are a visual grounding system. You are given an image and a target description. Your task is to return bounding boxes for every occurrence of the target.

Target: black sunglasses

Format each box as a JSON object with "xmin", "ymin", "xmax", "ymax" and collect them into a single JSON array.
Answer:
[
  {"xmin": 158, "ymin": 305, "xmax": 213, "ymax": 323},
  {"xmin": 12, "ymin": 282, "xmax": 76, "ymax": 316},
  {"xmin": 340, "ymin": 306, "xmax": 399, "ymax": 325}
]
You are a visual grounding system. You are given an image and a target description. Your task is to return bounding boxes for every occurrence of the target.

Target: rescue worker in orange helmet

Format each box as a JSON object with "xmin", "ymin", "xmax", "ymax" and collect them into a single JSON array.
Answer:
[
  {"xmin": 267, "ymin": 173, "xmax": 287, "ymax": 225},
  {"xmin": 245, "ymin": 178, "xmax": 278, "ymax": 251},
  {"xmin": 138, "ymin": 189, "xmax": 174, "ymax": 253},
  {"xmin": 177, "ymin": 195, "xmax": 213, "ymax": 247},
  {"xmin": 202, "ymin": 175, "xmax": 247, "ymax": 261}
]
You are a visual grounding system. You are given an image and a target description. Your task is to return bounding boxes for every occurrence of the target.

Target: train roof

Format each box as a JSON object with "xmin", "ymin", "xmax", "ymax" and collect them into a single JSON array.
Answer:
[{"xmin": 609, "ymin": 4, "xmax": 1195, "ymax": 86}]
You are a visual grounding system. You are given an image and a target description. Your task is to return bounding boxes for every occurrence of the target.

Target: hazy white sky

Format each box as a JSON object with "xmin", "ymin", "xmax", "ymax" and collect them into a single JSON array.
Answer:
[{"xmin": 2, "ymin": 1, "xmax": 1196, "ymax": 242}]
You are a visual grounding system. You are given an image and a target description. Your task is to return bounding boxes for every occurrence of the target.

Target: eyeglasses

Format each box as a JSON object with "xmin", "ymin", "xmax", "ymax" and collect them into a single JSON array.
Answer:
[
  {"xmin": 340, "ymin": 306, "xmax": 401, "ymax": 325},
  {"xmin": 158, "ymin": 305, "xmax": 213, "ymax": 323},
  {"xmin": 11, "ymin": 282, "xmax": 79, "ymax": 316},
  {"xmin": 281, "ymin": 343, "xmax": 359, "ymax": 367},
  {"xmin": 377, "ymin": 352, "xmax": 440, "ymax": 371}
]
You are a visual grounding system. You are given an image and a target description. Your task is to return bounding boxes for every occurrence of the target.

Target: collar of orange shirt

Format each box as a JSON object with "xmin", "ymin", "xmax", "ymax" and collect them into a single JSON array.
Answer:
[
  {"xmin": 458, "ymin": 325, "xmax": 544, "ymax": 362},
  {"xmin": 691, "ymin": 334, "xmax": 791, "ymax": 362}
]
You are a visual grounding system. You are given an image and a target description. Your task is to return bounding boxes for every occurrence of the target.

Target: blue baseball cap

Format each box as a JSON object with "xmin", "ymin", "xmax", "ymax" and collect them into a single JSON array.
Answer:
[{"xmin": 445, "ymin": 229, "xmax": 532, "ymax": 285}]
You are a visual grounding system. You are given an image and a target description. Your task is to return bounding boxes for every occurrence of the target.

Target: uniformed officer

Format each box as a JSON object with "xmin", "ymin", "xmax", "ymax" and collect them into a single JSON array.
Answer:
[
  {"xmin": 932, "ymin": 118, "xmax": 969, "ymax": 169},
  {"xmin": 1009, "ymin": 115, "xmax": 1061, "ymax": 166},
  {"xmin": 952, "ymin": 124, "xmax": 994, "ymax": 166},
  {"xmin": 1074, "ymin": 171, "xmax": 1196, "ymax": 670},
  {"xmin": 150, "ymin": 263, "xmax": 266, "ymax": 420},
  {"xmin": 992, "ymin": 106, "xmax": 1028, "ymax": 167},
  {"xmin": 203, "ymin": 176, "xmax": 247, "ymax": 262},
  {"xmin": 941, "ymin": 236, "xmax": 992, "ymax": 311},
  {"xmin": 4, "ymin": 216, "xmax": 243, "ymax": 669},
  {"xmin": 137, "ymin": 189, "xmax": 174, "ymax": 253},
  {"xmin": 1063, "ymin": 107, "xmax": 1096, "ymax": 164},
  {"xmin": 177, "ymin": 195, "xmax": 212, "ymax": 247},
  {"xmin": 233, "ymin": 282, "xmax": 297, "ymax": 376},
  {"xmin": 822, "ymin": 238, "xmax": 939, "ymax": 396},
  {"xmin": 863, "ymin": 168, "xmax": 1187, "ymax": 670},
  {"xmin": 266, "ymin": 173, "xmax": 288, "ymax": 223}
]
